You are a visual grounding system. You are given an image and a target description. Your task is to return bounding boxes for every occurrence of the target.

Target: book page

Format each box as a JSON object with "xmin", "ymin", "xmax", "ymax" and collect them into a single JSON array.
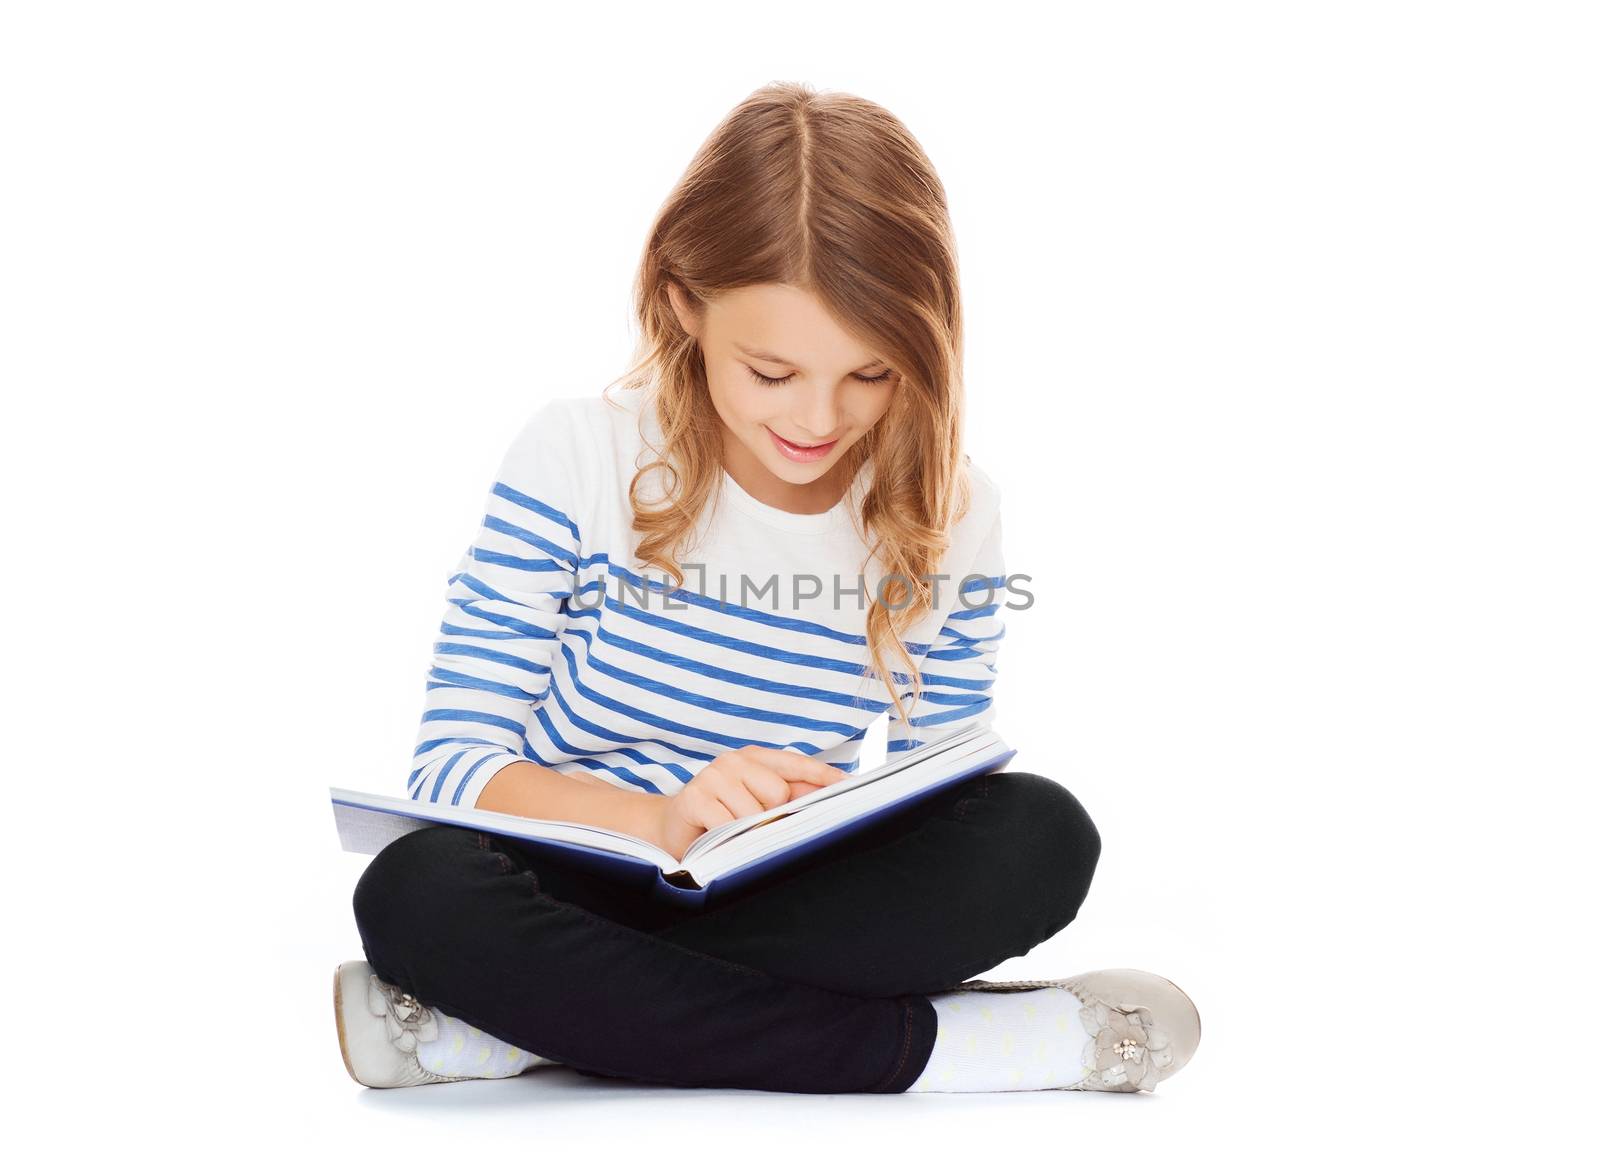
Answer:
[
  {"xmin": 329, "ymin": 786, "xmax": 680, "ymax": 872},
  {"xmin": 335, "ymin": 804, "xmax": 432, "ymax": 855},
  {"xmin": 680, "ymin": 725, "xmax": 993, "ymax": 861},
  {"xmin": 685, "ymin": 734, "xmax": 1011, "ymax": 883}
]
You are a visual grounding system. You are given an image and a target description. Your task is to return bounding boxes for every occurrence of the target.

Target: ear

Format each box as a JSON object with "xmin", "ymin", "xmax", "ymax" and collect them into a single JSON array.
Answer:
[{"xmin": 665, "ymin": 280, "xmax": 701, "ymax": 340}]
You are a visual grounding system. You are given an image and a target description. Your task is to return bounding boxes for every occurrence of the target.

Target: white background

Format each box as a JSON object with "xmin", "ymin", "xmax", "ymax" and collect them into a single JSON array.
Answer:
[{"xmin": 5, "ymin": 2, "xmax": 1594, "ymax": 1169}]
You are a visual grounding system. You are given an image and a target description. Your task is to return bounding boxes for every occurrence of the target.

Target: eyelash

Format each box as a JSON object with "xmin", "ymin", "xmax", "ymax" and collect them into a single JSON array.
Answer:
[{"xmin": 746, "ymin": 366, "xmax": 894, "ymax": 387}]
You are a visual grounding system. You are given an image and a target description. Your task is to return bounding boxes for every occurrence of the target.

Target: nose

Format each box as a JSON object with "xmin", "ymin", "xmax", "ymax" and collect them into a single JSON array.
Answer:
[{"xmin": 790, "ymin": 385, "xmax": 841, "ymax": 442}]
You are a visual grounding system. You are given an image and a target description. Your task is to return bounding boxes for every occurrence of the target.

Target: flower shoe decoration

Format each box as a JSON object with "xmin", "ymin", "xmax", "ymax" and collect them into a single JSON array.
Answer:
[
  {"xmin": 366, "ymin": 972, "xmax": 440, "ymax": 1054},
  {"xmin": 1070, "ymin": 995, "xmax": 1175, "ymax": 1092}
]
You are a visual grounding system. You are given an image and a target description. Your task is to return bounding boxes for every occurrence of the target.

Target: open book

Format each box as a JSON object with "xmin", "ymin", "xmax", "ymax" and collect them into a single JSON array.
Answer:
[{"xmin": 330, "ymin": 724, "xmax": 1015, "ymax": 908}]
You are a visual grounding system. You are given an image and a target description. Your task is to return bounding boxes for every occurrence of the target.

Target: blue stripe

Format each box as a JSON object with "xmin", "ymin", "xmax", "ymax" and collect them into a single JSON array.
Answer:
[
  {"xmin": 584, "ymin": 594, "xmax": 920, "ymax": 682},
  {"xmin": 412, "ymin": 735, "xmax": 509, "ymax": 761},
  {"xmin": 426, "ymin": 667, "xmax": 542, "ymax": 702},
  {"xmin": 455, "ymin": 601, "xmax": 562, "ymax": 639},
  {"xmin": 420, "ymin": 708, "xmax": 527, "ymax": 738},
  {"xmin": 566, "ymin": 758, "xmax": 666, "ymax": 793},
  {"xmin": 491, "ymin": 480, "xmax": 581, "ymax": 543},
  {"xmin": 427, "ymin": 747, "xmax": 470, "ymax": 802},
  {"xmin": 433, "ymin": 641, "xmax": 554, "ymax": 676},
  {"xmin": 918, "ymin": 667, "xmax": 999, "ymax": 690},
  {"xmin": 481, "ymin": 510, "xmax": 579, "ymax": 565},
  {"xmin": 530, "ymin": 702, "xmax": 684, "ymax": 792},
  {"xmin": 533, "ymin": 700, "xmax": 864, "ymax": 792},
  {"xmin": 539, "ymin": 664, "xmax": 722, "ymax": 767},
  {"xmin": 531, "ymin": 736, "xmax": 668, "ymax": 794},
  {"xmin": 913, "ymin": 688, "xmax": 993, "ymax": 708},
  {"xmin": 947, "ymin": 603, "xmax": 1000, "ymax": 622},
  {"xmin": 940, "ymin": 618, "xmax": 1005, "ymax": 637},
  {"xmin": 472, "ymin": 549, "xmax": 572, "ymax": 575},
  {"xmin": 552, "ymin": 643, "xmax": 778, "ymax": 753},
  {"xmin": 901, "ymin": 698, "xmax": 993, "ymax": 727},
  {"xmin": 552, "ymin": 640, "xmax": 833, "ymax": 752},
  {"xmin": 448, "ymin": 571, "xmax": 573, "ymax": 606},
  {"xmin": 588, "ymin": 623, "xmax": 888, "ymax": 714},
  {"xmin": 451, "ymin": 750, "xmax": 508, "ymax": 805},
  {"xmin": 577, "ymin": 643, "xmax": 865, "ymax": 737},
  {"xmin": 438, "ymin": 621, "xmax": 529, "ymax": 641},
  {"xmin": 953, "ymin": 574, "xmax": 1005, "ymax": 595},
  {"xmin": 925, "ymin": 645, "xmax": 988, "ymax": 662}
]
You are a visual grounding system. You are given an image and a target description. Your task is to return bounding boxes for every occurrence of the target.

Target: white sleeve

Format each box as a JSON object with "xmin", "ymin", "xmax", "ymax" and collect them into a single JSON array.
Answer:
[
  {"xmin": 407, "ymin": 400, "xmax": 592, "ymax": 808},
  {"xmin": 885, "ymin": 507, "xmax": 1008, "ymax": 755}
]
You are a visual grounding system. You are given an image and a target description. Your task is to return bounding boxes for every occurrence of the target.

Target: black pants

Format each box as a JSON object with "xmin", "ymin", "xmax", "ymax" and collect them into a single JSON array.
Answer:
[{"xmin": 351, "ymin": 769, "xmax": 1101, "ymax": 1094}]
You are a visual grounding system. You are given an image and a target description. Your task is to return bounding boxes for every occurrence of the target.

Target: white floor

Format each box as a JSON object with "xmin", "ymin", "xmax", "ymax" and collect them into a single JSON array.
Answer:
[
  {"xmin": 239, "ymin": 951, "xmax": 1533, "ymax": 1175},
  {"xmin": 41, "ymin": 740, "xmax": 1573, "ymax": 1170},
  {"xmin": 181, "ymin": 852, "xmax": 1552, "ymax": 1172}
]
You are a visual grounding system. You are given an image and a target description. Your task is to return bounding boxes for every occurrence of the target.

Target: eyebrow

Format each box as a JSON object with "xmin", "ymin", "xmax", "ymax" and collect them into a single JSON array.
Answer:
[{"xmin": 734, "ymin": 342, "xmax": 887, "ymax": 371}]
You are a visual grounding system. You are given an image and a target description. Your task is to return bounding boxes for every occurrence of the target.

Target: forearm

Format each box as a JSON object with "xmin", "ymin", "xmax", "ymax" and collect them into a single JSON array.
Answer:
[{"xmin": 475, "ymin": 760, "xmax": 667, "ymax": 848}]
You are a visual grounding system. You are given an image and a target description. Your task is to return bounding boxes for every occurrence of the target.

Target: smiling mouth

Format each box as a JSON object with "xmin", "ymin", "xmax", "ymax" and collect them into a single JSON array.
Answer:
[{"xmin": 768, "ymin": 427, "xmax": 839, "ymax": 449}]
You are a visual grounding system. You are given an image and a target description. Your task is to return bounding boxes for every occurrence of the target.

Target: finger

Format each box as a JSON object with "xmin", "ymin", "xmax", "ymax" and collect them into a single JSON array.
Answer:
[
  {"xmin": 709, "ymin": 767, "xmax": 780, "ymax": 819},
  {"xmin": 688, "ymin": 789, "xmax": 737, "ymax": 832},
  {"xmin": 742, "ymin": 746, "xmax": 850, "ymax": 784},
  {"xmin": 729, "ymin": 760, "xmax": 793, "ymax": 811}
]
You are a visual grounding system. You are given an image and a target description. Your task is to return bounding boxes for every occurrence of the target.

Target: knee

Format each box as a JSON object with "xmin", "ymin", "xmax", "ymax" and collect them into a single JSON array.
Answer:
[
  {"xmin": 985, "ymin": 772, "xmax": 1102, "ymax": 922},
  {"xmin": 351, "ymin": 824, "xmax": 482, "ymax": 960}
]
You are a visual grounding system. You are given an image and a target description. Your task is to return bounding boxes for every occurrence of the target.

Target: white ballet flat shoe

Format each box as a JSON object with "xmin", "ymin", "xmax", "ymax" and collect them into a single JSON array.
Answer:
[
  {"xmin": 334, "ymin": 960, "xmax": 469, "ymax": 1088},
  {"xmin": 333, "ymin": 960, "xmax": 555, "ymax": 1088},
  {"xmin": 935, "ymin": 968, "xmax": 1201, "ymax": 1092}
]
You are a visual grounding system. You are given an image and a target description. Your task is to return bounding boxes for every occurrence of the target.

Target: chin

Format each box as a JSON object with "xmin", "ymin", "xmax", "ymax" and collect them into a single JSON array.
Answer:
[{"xmin": 761, "ymin": 457, "xmax": 834, "ymax": 485}]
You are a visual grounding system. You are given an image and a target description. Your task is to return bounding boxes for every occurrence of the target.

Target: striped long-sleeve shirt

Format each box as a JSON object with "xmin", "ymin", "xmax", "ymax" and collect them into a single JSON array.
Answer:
[{"xmin": 408, "ymin": 382, "xmax": 1008, "ymax": 809}]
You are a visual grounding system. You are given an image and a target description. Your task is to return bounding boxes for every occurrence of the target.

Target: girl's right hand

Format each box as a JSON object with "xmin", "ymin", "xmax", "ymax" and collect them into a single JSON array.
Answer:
[{"xmin": 654, "ymin": 746, "xmax": 849, "ymax": 861}]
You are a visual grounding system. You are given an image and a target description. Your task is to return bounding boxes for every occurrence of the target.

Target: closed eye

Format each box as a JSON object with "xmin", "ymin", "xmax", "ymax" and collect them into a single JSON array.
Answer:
[{"xmin": 746, "ymin": 366, "xmax": 894, "ymax": 388}]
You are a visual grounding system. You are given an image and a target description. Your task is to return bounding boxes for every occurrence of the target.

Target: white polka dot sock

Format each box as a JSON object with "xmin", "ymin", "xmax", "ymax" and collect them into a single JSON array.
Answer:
[
  {"xmin": 907, "ymin": 986, "xmax": 1094, "ymax": 1092},
  {"xmin": 414, "ymin": 1007, "xmax": 557, "ymax": 1080}
]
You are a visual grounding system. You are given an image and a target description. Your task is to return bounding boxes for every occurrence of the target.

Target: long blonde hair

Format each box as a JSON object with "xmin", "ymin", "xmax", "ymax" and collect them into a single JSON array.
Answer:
[{"xmin": 602, "ymin": 81, "xmax": 973, "ymax": 727}]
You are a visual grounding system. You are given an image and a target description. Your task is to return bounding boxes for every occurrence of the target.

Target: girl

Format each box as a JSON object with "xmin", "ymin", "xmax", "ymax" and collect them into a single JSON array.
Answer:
[{"xmin": 332, "ymin": 82, "xmax": 1200, "ymax": 1096}]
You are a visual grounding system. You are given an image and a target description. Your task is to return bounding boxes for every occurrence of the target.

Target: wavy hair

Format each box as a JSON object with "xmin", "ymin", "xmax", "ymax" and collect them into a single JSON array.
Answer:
[{"xmin": 601, "ymin": 81, "xmax": 973, "ymax": 727}]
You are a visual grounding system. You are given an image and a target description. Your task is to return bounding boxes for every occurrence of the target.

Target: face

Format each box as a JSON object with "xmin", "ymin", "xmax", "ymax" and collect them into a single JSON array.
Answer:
[{"xmin": 668, "ymin": 282, "xmax": 899, "ymax": 514}]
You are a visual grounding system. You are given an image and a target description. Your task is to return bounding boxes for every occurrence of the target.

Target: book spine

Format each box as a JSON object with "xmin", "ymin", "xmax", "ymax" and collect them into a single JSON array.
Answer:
[{"xmin": 650, "ymin": 869, "xmax": 710, "ymax": 909}]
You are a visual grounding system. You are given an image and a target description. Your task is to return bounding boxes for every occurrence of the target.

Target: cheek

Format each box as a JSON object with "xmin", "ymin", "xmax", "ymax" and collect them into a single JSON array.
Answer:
[
  {"xmin": 851, "ymin": 384, "xmax": 896, "ymax": 428},
  {"xmin": 707, "ymin": 366, "xmax": 761, "ymax": 426}
]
